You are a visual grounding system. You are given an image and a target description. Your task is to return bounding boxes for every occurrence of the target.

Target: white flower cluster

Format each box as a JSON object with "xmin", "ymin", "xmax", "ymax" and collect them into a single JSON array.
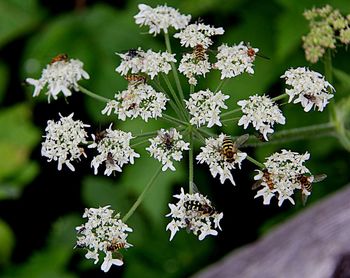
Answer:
[
  {"xmin": 254, "ymin": 150, "xmax": 311, "ymax": 206},
  {"xmin": 76, "ymin": 206, "xmax": 133, "ymax": 272},
  {"xmin": 214, "ymin": 42, "xmax": 258, "ymax": 79},
  {"xmin": 185, "ymin": 89, "xmax": 229, "ymax": 127},
  {"xmin": 116, "ymin": 48, "xmax": 176, "ymax": 79},
  {"xmin": 196, "ymin": 134, "xmax": 247, "ymax": 185},
  {"xmin": 146, "ymin": 128, "xmax": 190, "ymax": 171},
  {"xmin": 102, "ymin": 84, "xmax": 168, "ymax": 122},
  {"xmin": 89, "ymin": 125, "xmax": 140, "ymax": 176},
  {"xmin": 134, "ymin": 4, "xmax": 191, "ymax": 35},
  {"xmin": 178, "ymin": 52, "xmax": 211, "ymax": 86},
  {"xmin": 237, "ymin": 94, "xmax": 286, "ymax": 141},
  {"xmin": 281, "ymin": 67, "xmax": 335, "ymax": 112},
  {"xmin": 166, "ymin": 188, "xmax": 223, "ymax": 241},
  {"xmin": 26, "ymin": 58, "xmax": 89, "ymax": 102},
  {"xmin": 174, "ymin": 23, "xmax": 224, "ymax": 48},
  {"xmin": 41, "ymin": 113, "xmax": 89, "ymax": 171}
]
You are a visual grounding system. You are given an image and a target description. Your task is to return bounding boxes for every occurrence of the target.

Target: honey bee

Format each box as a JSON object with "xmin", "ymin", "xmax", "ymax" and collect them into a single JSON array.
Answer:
[
  {"xmin": 124, "ymin": 74, "xmax": 147, "ymax": 86},
  {"xmin": 158, "ymin": 128, "xmax": 175, "ymax": 150},
  {"xmin": 298, "ymin": 174, "xmax": 327, "ymax": 205},
  {"xmin": 193, "ymin": 44, "xmax": 207, "ymax": 62},
  {"xmin": 107, "ymin": 239, "xmax": 126, "ymax": 252},
  {"xmin": 50, "ymin": 53, "xmax": 68, "ymax": 64},
  {"xmin": 252, "ymin": 169, "xmax": 275, "ymax": 190},
  {"xmin": 221, "ymin": 134, "xmax": 249, "ymax": 163},
  {"xmin": 184, "ymin": 200, "xmax": 216, "ymax": 216}
]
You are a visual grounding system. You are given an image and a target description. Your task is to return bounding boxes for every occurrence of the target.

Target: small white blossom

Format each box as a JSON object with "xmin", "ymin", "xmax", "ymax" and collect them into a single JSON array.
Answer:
[
  {"xmin": 134, "ymin": 4, "xmax": 191, "ymax": 36},
  {"xmin": 166, "ymin": 188, "xmax": 223, "ymax": 241},
  {"xmin": 26, "ymin": 58, "xmax": 89, "ymax": 102},
  {"xmin": 237, "ymin": 94, "xmax": 286, "ymax": 141},
  {"xmin": 116, "ymin": 49, "xmax": 176, "ymax": 79},
  {"xmin": 178, "ymin": 53, "xmax": 211, "ymax": 86},
  {"xmin": 89, "ymin": 125, "xmax": 140, "ymax": 176},
  {"xmin": 41, "ymin": 113, "xmax": 89, "ymax": 171},
  {"xmin": 76, "ymin": 206, "xmax": 133, "ymax": 272},
  {"xmin": 102, "ymin": 84, "xmax": 168, "ymax": 122},
  {"xmin": 196, "ymin": 134, "xmax": 247, "ymax": 185},
  {"xmin": 185, "ymin": 89, "xmax": 229, "ymax": 127},
  {"xmin": 214, "ymin": 42, "xmax": 258, "ymax": 79},
  {"xmin": 146, "ymin": 128, "xmax": 190, "ymax": 171},
  {"xmin": 281, "ymin": 67, "xmax": 335, "ymax": 112},
  {"xmin": 174, "ymin": 23, "xmax": 224, "ymax": 48},
  {"xmin": 253, "ymin": 150, "xmax": 311, "ymax": 206}
]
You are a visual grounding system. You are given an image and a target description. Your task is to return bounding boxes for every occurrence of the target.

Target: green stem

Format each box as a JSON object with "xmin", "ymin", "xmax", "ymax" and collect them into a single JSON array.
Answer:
[
  {"xmin": 190, "ymin": 84, "xmax": 195, "ymax": 94},
  {"xmin": 133, "ymin": 130, "xmax": 158, "ymax": 138},
  {"xmin": 193, "ymin": 129, "xmax": 206, "ymax": 143},
  {"xmin": 246, "ymin": 155, "xmax": 265, "ymax": 169},
  {"xmin": 197, "ymin": 127, "xmax": 215, "ymax": 138},
  {"xmin": 130, "ymin": 138, "xmax": 150, "ymax": 148},
  {"xmin": 221, "ymin": 108, "xmax": 241, "ymax": 118},
  {"xmin": 214, "ymin": 79, "xmax": 226, "ymax": 93},
  {"xmin": 122, "ymin": 166, "xmax": 162, "ymax": 222},
  {"xmin": 164, "ymin": 32, "xmax": 186, "ymax": 104},
  {"xmin": 272, "ymin": 93, "xmax": 289, "ymax": 102},
  {"xmin": 324, "ymin": 48, "xmax": 336, "ymax": 117},
  {"xmin": 188, "ymin": 131, "xmax": 194, "ymax": 194},
  {"xmin": 245, "ymin": 122, "xmax": 335, "ymax": 147},
  {"xmin": 221, "ymin": 117, "xmax": 240, "ymax": 123},
  {"xmin": 163, "ymin": 114, "xmax": 188, "ymax": 126},
  {"xmin": 78, "ymin": 85, "xmax": 110, "ymax": 103}
]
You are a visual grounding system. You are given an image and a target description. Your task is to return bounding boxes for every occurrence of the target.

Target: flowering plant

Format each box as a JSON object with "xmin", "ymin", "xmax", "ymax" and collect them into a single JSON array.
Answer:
[{"xmin": 25, "ymin": 3, "xmax": 349, "ymax": 273}]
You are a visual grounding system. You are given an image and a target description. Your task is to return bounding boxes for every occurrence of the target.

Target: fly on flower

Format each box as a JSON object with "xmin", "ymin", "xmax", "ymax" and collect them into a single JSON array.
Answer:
[
  {"xmin": 297, "ymin": 173, "xmax": 327, "ymax": 205},
  {"xmin": 50, "ymin": 53, "xmax": 68, "ymax": 64},
  {"xmin": 220, "ymin": 134, "xmax": 249, "ymax": 163},
  {"xmin": 158, "ymin": 128, "xmax": 175, "ymax": 150}
]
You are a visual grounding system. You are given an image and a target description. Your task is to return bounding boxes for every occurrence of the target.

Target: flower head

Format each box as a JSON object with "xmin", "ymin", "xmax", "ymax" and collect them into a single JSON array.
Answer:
[
  {"xmin": 196, "ymin": 134, "xmax": 247, "ymax": 185},
  {"xmin": 76, "ymin": 206, "xmax": 133, "ymax": 272},
  {"xmin": 41, "ymin": 113, "xmax": 90, "ymax": 171},
  {"xmin": 185, "ymin": 89, "xmax": 229, "ymax": 128},
  {"xmin": 166, "ymin": 188, "xmax": 223, "ymax": 240},
  {"xmin": 26, "ymin": 57, "xmax": 89, "ymax": 102},
  {"xmin": 134, "ymin": 4, "xmax": 191, "ymax": 36},
  {"xmin": 253, "ymin": 150, "xmax": 311, "ymax": 206},
  {"xmin": 281, "ymin": 67, "xmax": 335, "ymax": 112},
  {"xmin": 174, "ymin": 22, "xmax": 224, "ymax": 48},
  {"xmin": 102, "ymin": 84, "xmax": 168, "ymax": 122},
  {"xmin": 214, "ymin": 42, "xmax": 258, "ymax": 79},
  {"xmin": 178, "ymin": 52, "xmax": 211, "ymax": 86},
  {"xmin": 146, "ymin": 128, "xmax": 190, "ymax": 171},
  {"xmin": 116, "ymin": 48, "xmax": 176, "ymax": 79},
  {"xmin": 237, "ymin": 94, "xmax": 285, "ymax": 141},
  {"xmin": 89, "ymin": 125, "xmax": 140, "ymax": 176}
]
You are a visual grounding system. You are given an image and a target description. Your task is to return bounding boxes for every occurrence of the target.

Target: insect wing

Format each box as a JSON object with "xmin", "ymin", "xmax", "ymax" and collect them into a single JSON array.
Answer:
[
  {"xmin": 301, "ymin": 192, "xmax": 309, "ymax": 206},
  {"xmin": 251, "ymin": 179, "xmax": 263, "ymax": 190},
  {"xmin": 313, "ymin": 174, "xmax": 327, "ymax": 183},
  {"xmin": 234, "ymin": 134, "xmax": 249, "ymax": 148}
]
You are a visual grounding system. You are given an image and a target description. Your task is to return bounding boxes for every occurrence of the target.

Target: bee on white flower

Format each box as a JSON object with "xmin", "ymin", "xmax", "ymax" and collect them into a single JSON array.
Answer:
[
  {"xmin": 281, "ymin": 67, "xmax": 335, "ymax": 112},
  {"xmin": 75, "ymin": 206, "xmax": 133, "ymax": 272},
  {"xmin": 26, "ymin": 55, "xmax": 89, "ymax": 102}
]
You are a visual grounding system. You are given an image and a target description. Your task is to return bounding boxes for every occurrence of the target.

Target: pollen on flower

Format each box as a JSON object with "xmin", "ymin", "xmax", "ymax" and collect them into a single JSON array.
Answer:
[
  {"xmin": 166, "ymin": 188, "xmax": 223, "ymax": 241},
  {"xmin": 41, "ymin": 113, "xmax": 90, "ymax": 171},
  {"xmin": 134, "ymin": 4, "xmax": 191, "ymax": 36},
  {"xmin": 185, "ymin": 89, "xmax": 229, "ymax": 128},
  {"xmin": 253, "ymin": 149, "xmax": 311, "ymax": 206},
  {"xmin": 75, "ymin": 205, "xmax": 133, "ymax": 272},
  {"xmin": 101, "ymin": 84, "xmax": 168, "ymax": 122},
  {"xmin": 214, "ymin": 42, "xmax": 258, "ymax": 79},
  {"xmin": 281, "ymin": 67, "xmax": 335, "ymax": 112},
  {"xmin": 146, "ymin": 128, "xmax": 190, "ymax": 171},
  {"xmin": 237, "ymin": 94, "xmax": 285, "ymax": 141},
  {"xmin": 174, "ymin": 22, "xmax": 224, "ymax": 48},
  {"xmin": 89, "ymin": 124, "xmax": 140, "ymax": 176},
  {"xmin": 196, "ymin": 134, "xmax": 247, "ymax": 185},
  {"xmin": 26, "ymin": 58, "xmax": 89, "ymax": 102}
]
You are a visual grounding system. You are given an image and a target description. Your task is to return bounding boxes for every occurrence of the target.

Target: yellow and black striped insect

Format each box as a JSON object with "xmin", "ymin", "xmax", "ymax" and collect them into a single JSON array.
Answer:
[
  {"xmin": 124, "ymin": 74, "xmax": 147, "ymax": 86},
  {"xmin": 298, "ymin": 174, "xmax": 327, "ymax": 205},
  {"xmin": 107, "ymin": 239, "xmax": 126, "ymax": 252},
  {"xmin": 184, "ymin": 200, "xmax": 216, "ymax": 216},
  {"xmin": 50, "ymin": 53, "xmax": 68, "ymax": 64},
  {"xmin": 252, "ymin": 169, "xmax": 275, "ymax": 190},
  {"xmin": 193, "ymin": 44, "xmax": 207, "ymax": 62},
  {"xmin": 221, "ymin": 134, "xmax": 249, "ymax": 163}
]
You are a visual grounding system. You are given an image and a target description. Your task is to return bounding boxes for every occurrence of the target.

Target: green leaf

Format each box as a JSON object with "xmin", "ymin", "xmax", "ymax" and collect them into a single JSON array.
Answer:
[{"xmin": 0, "ymin": 219, "xmax": 14, "ymax": 265}]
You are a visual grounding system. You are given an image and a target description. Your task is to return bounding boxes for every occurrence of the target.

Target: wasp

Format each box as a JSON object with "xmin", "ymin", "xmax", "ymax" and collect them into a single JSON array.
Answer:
[
  {"xmin": 124, "ymin": 74, "xmax": 147, "ymax": 86},
  {"xmin": 158, "ymin": 128, "xmax": 175, "ymax": 150},
  {"xmin": 184, "ymin": 200, "xmax": 216, "ymax": 216},
  {"xmin": 297, "ymin": 174, "xmax": 327, "ymax": 205},
  {"xmin": 221, "ymin": 134, "xmax": 249, "ymax": 163},
  {"xmin": 50, "ymin": 53, "xmax": 68, "ymax": 64},
  {"xmin": 252, "ymin": 169, "xmax": 275, "ymax": 190},
  {"xmin": 192, "ymin": 44, "xmax": 207, "ymax": 62},
  {"xmin": 107, "ymin": 239, "xmax": 126, "ymax": 252}
]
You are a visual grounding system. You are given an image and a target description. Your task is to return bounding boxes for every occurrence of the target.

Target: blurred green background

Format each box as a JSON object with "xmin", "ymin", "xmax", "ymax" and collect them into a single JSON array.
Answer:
[{"xmin": 0, "ymin": 0, "xmax": 349, "ymax": 277}]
